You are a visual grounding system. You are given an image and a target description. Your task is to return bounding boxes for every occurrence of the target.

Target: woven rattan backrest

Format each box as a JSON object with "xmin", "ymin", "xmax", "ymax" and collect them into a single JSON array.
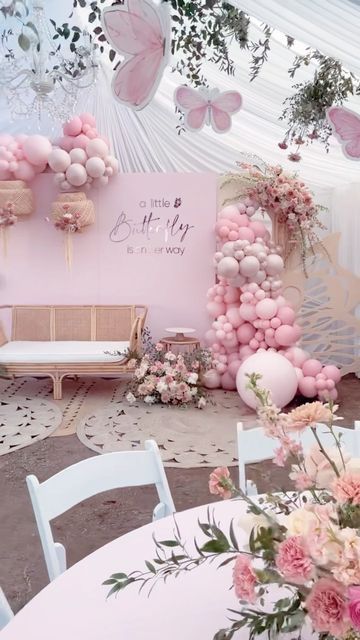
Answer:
[
  {"xmin": 54, "ymin": 307, "xmax": 92, "ymax": 340},
  {"xmin": 95, "ymin": 306, "xmax": 134, "ymax": 341},
  {"xmin": 12, "ymin": 307, "xmax": 52, "ymax": 341},
  {"xmin": 9, "ymin": 305, "xmax": 148, "ymax": 342}
]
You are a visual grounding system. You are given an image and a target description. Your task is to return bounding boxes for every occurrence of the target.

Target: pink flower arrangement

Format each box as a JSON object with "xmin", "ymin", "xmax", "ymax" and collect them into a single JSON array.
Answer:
[
  {"xmin": 47, "ymin": 203, "xmax": 81, "ymax": 233},
  {"xmin": 108, "ymin": 373, "xmax": 360, "ymax": 640},
  {"xmin": 237, "ymin": 162, "xmax": 326, "ymax": 258},
  {"xmin": 126, "ymin": 341, "xmax": 208, "ymax": 408},
  {"xmin": 0, "ymin": 202, "xmax": 17, "ymax": 228}
]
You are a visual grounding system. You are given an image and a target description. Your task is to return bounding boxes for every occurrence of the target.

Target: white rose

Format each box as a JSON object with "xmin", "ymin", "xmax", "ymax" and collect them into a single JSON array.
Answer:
[
  {"xmin": 187, "ymin": 372, "xmax": 198, "ymax": 384},
  {"xmin": 238, "ymin": 513, "xmax": 269, "ymax": 537},
  {"xmin": 197, "ymin": 397, "xmax": 206, "ymax": 409},
  {"xmin": 144, "ymin": 395, "xmax": 156, "ymax": 404},
  {"xmin": 283, "ymin": 508, "xmax": 317, "ymax": 537},
  {"xmin": 126, "ymin": 392, "xmax": 136, "ymax": 405},
  {"xmin": 156, "ymin": 381, "xmax": 167, "ymax": 393}
]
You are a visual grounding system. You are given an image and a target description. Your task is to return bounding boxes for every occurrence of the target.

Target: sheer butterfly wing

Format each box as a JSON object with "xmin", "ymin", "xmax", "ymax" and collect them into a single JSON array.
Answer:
[
  {"xmin": 102, "ymin": 0, "xmax": 169, "ymax": 110},
  {"xmin": 327, "ymin": 106, "xmax": 360, "ymax": 160},
  {"xmin": 210, "ymin": 91, "xmax": 242, "ymax": 133},
  {"xmin": 174, "ymin": 86, "xmax": 208, "ymax": 131}
]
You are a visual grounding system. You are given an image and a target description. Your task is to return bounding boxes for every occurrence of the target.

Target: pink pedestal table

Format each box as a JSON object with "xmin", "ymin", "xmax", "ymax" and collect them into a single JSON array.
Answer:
[{"xmin": 1, "ymin": 500, "xmax": 255, "ymax": 639}]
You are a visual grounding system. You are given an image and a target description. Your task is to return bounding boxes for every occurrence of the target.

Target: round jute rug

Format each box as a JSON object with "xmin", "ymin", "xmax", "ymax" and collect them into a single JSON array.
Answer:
[{"xmin": 0, "ymin": 396, "xmax": 62, "ymax": 456}]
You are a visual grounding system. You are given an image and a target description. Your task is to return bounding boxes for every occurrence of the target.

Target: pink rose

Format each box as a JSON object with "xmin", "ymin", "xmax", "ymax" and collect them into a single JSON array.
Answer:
[
  {"xmin": 306, "ymin": 578, "xmax": 350, "ymax": 636},
  {"xmin": 208, "ymin": 467, "xmax": 233, "ymax": 499},
  {"xmin": 233, "ymin": 554, "xmax": 257, "ymax": 603},
  {"xmin": 332, "ymin": 472, "xmax": 360, "ymax": 504},
  {"xmin": 348, "ymin": 586, "xmax": 360, "ymax": 630},
  {"xmin": 275, "ymin": 536, "xmax": 314, "ymax": 584}
]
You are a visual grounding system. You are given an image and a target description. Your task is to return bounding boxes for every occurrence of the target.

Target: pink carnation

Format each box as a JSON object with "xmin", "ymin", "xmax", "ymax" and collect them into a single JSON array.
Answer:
[
  {"xmin": 287, "ymin": 401, "xmax": 334, "ymax": 432},
  {"xmin": 233, "ymin": 554, "xmax": 257, "ymax": 603},
  {"xmin": 305, "ymin": 578, "xmax": 350, "ymax": 636},
  {"xmin": 332, "ymin": 472, "xmax": 360, "ymax": 504},
  {"xmin": 275, "ymin": 536, "xmax": 314, "ymax": 584},
  {"xmin": 289, "ymin": 470, "xmax": 314, "ymax": 491},
  {"xmin": 208, "ymin": 467, "xmax": 233, "ymax": 500},
  {"xmin": 348, "ymin": 586, "xmax": 360, "ymax": 630}
]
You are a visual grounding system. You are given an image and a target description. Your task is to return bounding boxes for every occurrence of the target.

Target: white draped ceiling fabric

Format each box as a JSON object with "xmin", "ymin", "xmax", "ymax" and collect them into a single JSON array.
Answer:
[{"xmin": 0, "ymin": 0, "xmax": 360, "ymax": 272}]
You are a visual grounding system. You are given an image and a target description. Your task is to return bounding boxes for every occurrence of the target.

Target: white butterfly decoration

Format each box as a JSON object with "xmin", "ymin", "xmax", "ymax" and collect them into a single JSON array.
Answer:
[
  {"xmin": 102, "ymin": 0, "xmax": 170, "ymax": 111},
  {"xmin": 174, "ymin": 85, "xmax": 243, "ymax": 134}
]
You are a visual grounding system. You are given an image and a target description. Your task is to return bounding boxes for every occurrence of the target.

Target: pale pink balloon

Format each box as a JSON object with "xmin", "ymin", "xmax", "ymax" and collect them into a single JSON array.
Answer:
[
  {"xmin": 274, "ymin": 324, "xmax": 297, "ymax": 347},
  {"xmin": 216, "ymin": 329, "xmax": 226, "ymax": 341},
  {"xmin": 223, "ymin": 286, "xmax": 239, "ymax": 304},
  {"xmin": 226, "ymin": 308, "xmax": 241, "ymax": 328},
  {"xmin": 87, "ymin": 128, "xmax": 98, "ymax": 140},
  {"xmin": 285, "ymin": 347, "xmax": 309, "ymax": 368},
  {"xmin": 216, "ymin": 362, "xmax": 227, "ymax": 374},
  {"xmin": 0, "ymin": 166, "xmax": 11, "ymax": 179},
  {"xmin": 316, "ymin": 378, "xmax": 327, "ymax": 391},
  {"xmin": 69, "ymin": 148, "xmax": 87, "ymax": 165},
  {"xmin": 0, "ymin": 158, "xmax": 9, "ymax": 171},
  {"xmin": 255, "ymin": 298, "xmax": 277, "ymax": 320},
  {"xmin": 237, "ymin": 202, "xmax": 246, "ymax": 214},
  {"xmin": 265, "ymin": 254, "xmax": 284, "ymax": 276},
  {"xmin": 322, "ymin": 365, "xmax": 341, "ymax": 383},
  {"xmin": 86, "ymin": 156, "xmax": 106, "ymax": 178},
  {"xmin": 74, "ymin": 134, "xmax": 90, "ymax": 150},
  {"xmin": 58, "ymin": 136, "xmax": 74, "ymax": 152},
  {"xmin": 79, "ymin": 112, "xmax": 97, "ymax": 127},
  {"xmin": 292, "ymin": 324, "xmax": 302, "ymax": 341},
  {"xmin": 33, "ymin": 162, "xmax": 47, "ymax": 174},
  {"xmin": 249, "ymin": 338, "xmax": 259, "ymax": 350},
  {"xmin": 236, "ymin": 351, "xmax": 298, "ymax": 409},
  {"xmin": 203, "ymin": 369, "xmax": 221, "ymax": 389},
  {"xmin": 63, "ymin": 116, "xmax": 82, "ymax": 137},
  {"xmin": 86, "ymin": 138, "xmax": 109, "ymax": 159},
  {"xmin": 228, "ymin": 360, "xmax": 241, "ymax": 378},
  {"xmin": 0, "ymin": 134, "xmax": 13, "ymax": 145},
  {"xmin": 237, "ymin": 322, "xmax": 256, "ymax": 343},
  {"xmin": 277, "ymin": 306, "xmax": 296, "ymax": 325},
  {"xmin": 237, "ymin": 227, "xmax": 255, "ymax": 243},
  {"xmin": 239, "ymin": 256, "xmax": 260, "ymax": 277},
  {"xmin": 218, "ymin": 205, "xmax": 238, "ymax": 219},
  {"xmin": 66, "ymin": 163, "xmax": 88, "ymax": 187},
  {"xmin": 298, "ymin": 375, "xmax": 317, "ymax": 398},
  {"xmin": 48, "ymin": 149, "xmax": 71, "ymax": 173},
  {"xmin": 13, "ymin": 160, "xmax": 36, "ymax": 181},
  {"xmin": 217, "ymin": 256, "xmax": 239, "ymax": 279},
  {"xmin": 205, "ymin": 329, "xmax": 217, "ymax": 345},
  {"xmin": 221, "ymin": 372, "xmax": 237, "ymax": 390},
  {"xmin": 239, "ymin": 345, "xmax": 255, "ymax": 360},
  {"xmin": 319, "ymin": 388, "xmax": 338, "ymax": 401},
  {"xmin": 294, "ymin": 366, "xmax": 304, "ymax": 383},
  {"xmin": 302, "ymin": 358, "xmax": 323, "ymax": 377},
  {"xmin": 206, "ymin": 301, "xmax": 226, "ymax": 318},
  {"xmin": 246, "ymin": 206, "xmax": 255, "ymax": 217},
  {"xmin": 23, "ymin": 135, "xmax": 52, "ymax": 165},
  {"xmin": 249, "ymin": 220, "xmax": 267, "ymax": 238},
  {"xmin": 239, "ymin": 303, "xmax": 257, "ymax": 322},
  {"xmin": 218, "ymin": 226, "xmax": 230, "ymax": 238},
  {"xmin": 60, "ymin": 179, "xmax": 71, "ymax": 191}
]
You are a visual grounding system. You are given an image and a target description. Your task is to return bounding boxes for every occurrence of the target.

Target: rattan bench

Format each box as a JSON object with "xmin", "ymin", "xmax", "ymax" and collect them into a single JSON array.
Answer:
[{"xmin": 0, "ymin": 304, "xmax": 147, "ymax": 399}]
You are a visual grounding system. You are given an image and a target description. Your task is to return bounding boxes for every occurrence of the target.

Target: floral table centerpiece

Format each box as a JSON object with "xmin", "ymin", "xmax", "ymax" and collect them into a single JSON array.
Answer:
[
  {"xmin": 125, "ymin": 340, "xmax": 211, "ymax": 409},
  {"xmin": 106, "ymin": 373, "xmax": 360, "ymax": 640}
]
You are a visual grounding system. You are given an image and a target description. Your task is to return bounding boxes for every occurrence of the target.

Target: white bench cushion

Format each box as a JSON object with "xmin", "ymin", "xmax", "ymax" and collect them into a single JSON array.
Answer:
[{"xmin": 0, "ymin": 341, "xmax": 130, "ymax": 364}]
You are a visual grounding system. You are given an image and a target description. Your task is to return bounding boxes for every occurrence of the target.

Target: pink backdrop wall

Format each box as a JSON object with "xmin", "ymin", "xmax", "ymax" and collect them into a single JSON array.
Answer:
[{"xmin": 0, "ymin": 173, "xmax": 217, "ymax": 341}]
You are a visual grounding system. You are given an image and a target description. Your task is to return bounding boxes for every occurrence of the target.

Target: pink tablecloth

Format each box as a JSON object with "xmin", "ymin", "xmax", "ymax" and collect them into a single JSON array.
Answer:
[{"xmin": 1, "ymin": 500, "xmax": 249, "ymax": 639}]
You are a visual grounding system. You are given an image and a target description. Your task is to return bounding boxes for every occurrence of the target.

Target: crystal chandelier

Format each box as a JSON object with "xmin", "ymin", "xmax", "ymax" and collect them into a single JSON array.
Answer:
[{"xmin": 0, "ymin": 0, "xmax": 99, "ymax": 121}]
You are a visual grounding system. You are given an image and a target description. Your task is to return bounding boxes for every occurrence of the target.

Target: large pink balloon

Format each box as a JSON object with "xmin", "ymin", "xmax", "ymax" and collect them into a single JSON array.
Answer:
[
  {"xmin": 228, "ymin": 359, "xmax": 241, "ymax": 378},
  {"xmin": 221, "ymin": 372, "xmax": 237, "ymax": 390},
  {"xmin": 255, "ymin": 298, "xmax": 277, "ymax": 320},
  {"xmin": 205, "ymin": 329, "xmax": 217, "ymax": 345},
  {"xmin": 58, "ymin": 136, "xmax": 74, "ymax": 152},
  {"xmin": 274, "ymin": 324, "xmax": 297, "ymax": 347},
  {"xmin": 239, "ymin": 303, "xmax": 257, "ymax": 322},
  {"xmin": 298, "ymin": 375, "xmax": 317, "ymax": 398},
  {"xmin": 66, "ymin": 163, "xmax": 87, "ymax": 187},
  {"xmin": 74, "ymin": 134, "xmax": 90, "ymax": 150},
  {"xmin": 236, "ymin": 323, "xmax": 256, "ymax": 344},
  {"xmin": 13, "ymin": 160, "xmax": 36, "ymax": 181},
  {"xmin": 203, "ymin": 369, "xmax": 221, "ymax": 389},
  {"xmin": 302, "ymin": 358, "xmax": 323, "ymax": 377},
  {"xmin": 48, "ymin": 149, "xmax": 71, "ymax": 173},
  {"xmin": 239, "ymin": 256, "xmax": 260, "ymax": 277},
  {"xmin": 277, "ymin": 306, "xmax": 296, "ymax": 325},
  {"xmin": 236, "ymin": 351, "xmax": 298, "ymax": 409},
  {"xmin": 285, "ymin": 346, "xmax": 309, "ymax": 368},
  {"xmin": 226, "ymin": 307, "xmax": 242, "ymax": 328},
  {"xmin": 249, "ymin": 220, "xmax": 267, "ymax": 238},
  {"xmin": 237, "ymin": 227, "xmax": 255, "ymax": 243},
  {"xmin": 206, "ymin": 301, "xmax": 226, "ymax": 318},
  {"xmin": 321, "ymin": 365, "xmax": 341, "ymax": 384},
  {"xmin": 63, "ymin": 116, "xmax": 82, "ymax": 137},
  {"xmin": 223, "ymin": 285, "xmax": 239, "ymax": 304},
  {"xmin": 23, "ymin": 135, "xmax": 52, "ymax": 165},
  {"xmin": 86, "ymin": 138, "xmax": 109, "ymax": 159},
  {"xmin": 79, "ymin": 112, "xmax": 97, "ymax": 127}
]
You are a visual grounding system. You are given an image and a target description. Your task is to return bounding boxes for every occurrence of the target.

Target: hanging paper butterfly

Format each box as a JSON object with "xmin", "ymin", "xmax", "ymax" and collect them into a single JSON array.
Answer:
[
  {"xmin": 327, "ymin": 106, "xmax": 360, "ymax": 160},
  {"xmin": 102, "ymin": 0, "xmax": 170, "ymax": 111},
  {"xmin": 174, "ymin": 86, "xmax": 242, "ymax": 134}
]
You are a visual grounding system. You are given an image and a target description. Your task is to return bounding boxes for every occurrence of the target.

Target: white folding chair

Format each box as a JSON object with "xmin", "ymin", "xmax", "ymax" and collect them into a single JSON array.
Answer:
[
  {"xmin": 26, "ymin": 440, "xmax": 175, "ymax": 582},
  {"xmin": 237, "ymin": 420, "xmax": 360, "ymax": 495},
  {"xmin": 0, "ymin": 587, "xmax": 14, "ymax": 630}
]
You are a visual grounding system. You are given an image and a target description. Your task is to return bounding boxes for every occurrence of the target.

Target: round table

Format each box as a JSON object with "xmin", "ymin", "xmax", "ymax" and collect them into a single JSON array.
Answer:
[
  {"xmin": 2, "ymin": 500, "xmax": 250, "ymax": 639},
  {"xmin": 161, "ymin": 327, "xmax": 200, "ymax": 354}
]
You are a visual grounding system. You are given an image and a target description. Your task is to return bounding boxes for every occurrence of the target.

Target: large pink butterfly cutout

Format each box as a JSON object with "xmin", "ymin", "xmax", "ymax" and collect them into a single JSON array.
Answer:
[
  {"xmin": 327, "ymin": 106, "xmax": 360, "ymax": 160},
  {"xmin": 174, "ymin": 86, "xmax": 242, "ymax": 134},
  {"xmin": 102, "ymin": 0, "xmax": 170, "ymax": 111}
]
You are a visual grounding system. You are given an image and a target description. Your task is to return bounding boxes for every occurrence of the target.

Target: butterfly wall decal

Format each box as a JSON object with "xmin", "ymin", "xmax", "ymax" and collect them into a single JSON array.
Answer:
[
  {"xmin": 174, "ymin": 86, "xmax": 243, "ymax": 134},
  {"xmin": 326, "ymin": 106, "xmax": 360, "ymax": 160},
  {"xmin": 102, "ymin": 0, "xmax": 170, "ymax": 111}
]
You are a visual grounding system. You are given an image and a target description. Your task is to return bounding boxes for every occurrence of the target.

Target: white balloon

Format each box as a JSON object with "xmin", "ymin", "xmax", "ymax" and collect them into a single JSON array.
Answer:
[
  {"xmin": 69, "ymin": 148, "xmax": 87, "ymax": 165},
  {"xmin": 85, "ymin": 157, "xmax": 106, "ymax": 178}
]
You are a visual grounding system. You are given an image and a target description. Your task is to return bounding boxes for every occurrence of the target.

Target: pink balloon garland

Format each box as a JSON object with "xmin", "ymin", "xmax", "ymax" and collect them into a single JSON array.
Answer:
[{"xmin": 204, "ymin": 198, "xmax": 340, "ymax": 402}]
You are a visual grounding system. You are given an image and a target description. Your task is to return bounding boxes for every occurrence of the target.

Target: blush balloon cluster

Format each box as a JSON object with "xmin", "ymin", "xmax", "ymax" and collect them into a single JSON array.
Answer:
[
  {"xmin": 47, "ymin": 113, "xmax": 119, "ymax": 192},
  {"xmin": 204, "ymin": 202, "xmax": 340, "ymax": 400},
  {"xmin": 0, "ymin": 133, "xmax": 52, "ymax": 182}
]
